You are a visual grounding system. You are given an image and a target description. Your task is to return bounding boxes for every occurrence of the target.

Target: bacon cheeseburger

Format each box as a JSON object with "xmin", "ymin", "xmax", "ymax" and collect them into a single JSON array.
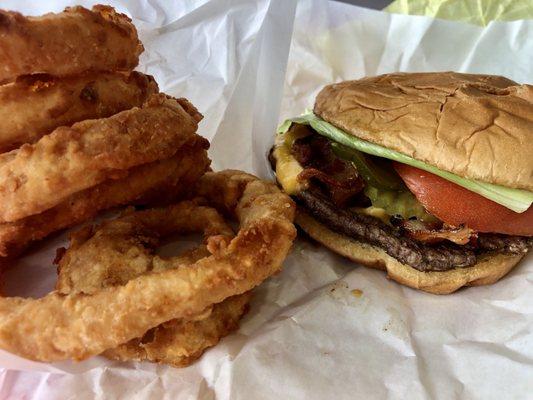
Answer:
[{"xmin": 270, "ymin": 72, "xmax": 532, "ymax": 294}]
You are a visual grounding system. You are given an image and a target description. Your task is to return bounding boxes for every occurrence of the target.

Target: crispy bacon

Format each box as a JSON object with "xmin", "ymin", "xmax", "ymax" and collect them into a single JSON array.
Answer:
[
  {"xmin": 292, "ymin": 135, "xmax": 365, "ymax": 207},
  {"xmin": 297, "ymin": 168, "xmax": 364, "ymax": 207},
  {"xmin": 397, "ymin": 219, "xmax": 477, "ymax": 245}
]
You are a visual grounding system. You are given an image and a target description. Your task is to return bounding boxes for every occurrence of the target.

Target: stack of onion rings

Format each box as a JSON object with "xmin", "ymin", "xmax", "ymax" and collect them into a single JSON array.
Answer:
[
  {"xmin": 0, "ymin": 94, "xmax": 201, "ymax": 222},
  {"xmin": 0, "ymin": 135, "xmax": 210, "ymax": 258},
  {"xmin": 0, "ymin": 5, "xmax": 212, "ymax": 257},
  {"xmin": 0, "ymin": 93, "xmax": 208, "ymax": 257},
  {"xmin": 0, "ymin": 170, "xmax": 296, "ymax": 363},
  {"xmin": 0, "ymin": 5, "xmax": 296, "ymax": 369}
]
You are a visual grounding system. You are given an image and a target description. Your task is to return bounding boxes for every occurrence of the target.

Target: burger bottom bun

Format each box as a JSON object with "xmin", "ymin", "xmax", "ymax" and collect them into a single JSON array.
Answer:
[{"xmin": 297, "ymin": 211, "xmax": 525, "ymax": 295}]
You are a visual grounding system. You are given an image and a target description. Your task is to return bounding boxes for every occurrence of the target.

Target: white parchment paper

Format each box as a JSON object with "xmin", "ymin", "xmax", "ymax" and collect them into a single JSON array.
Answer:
[{"xmin": 1, "ymin": 1, "xmax": 532, "ymax": 399}]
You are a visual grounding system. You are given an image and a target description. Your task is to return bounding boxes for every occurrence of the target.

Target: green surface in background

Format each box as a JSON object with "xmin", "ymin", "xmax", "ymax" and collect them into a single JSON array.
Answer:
[{"xmin": 386, "ymin": 0, "xmax": 533, "ymax": 25}]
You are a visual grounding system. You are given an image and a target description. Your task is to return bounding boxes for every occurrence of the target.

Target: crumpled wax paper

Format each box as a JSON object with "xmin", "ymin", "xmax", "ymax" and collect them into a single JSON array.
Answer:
[
  {"xmin": 1, "ymin": 0, "xmax": 533, "ymax": 399},
  {"xmin": 387, "ymin": 0, "xmax": 533, "ymax": 26}
]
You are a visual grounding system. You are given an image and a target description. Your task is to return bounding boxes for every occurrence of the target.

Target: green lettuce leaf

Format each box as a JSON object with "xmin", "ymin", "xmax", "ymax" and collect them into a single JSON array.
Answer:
[{"xmin": 278, "ymin": 112, "xmax": 533, "ymax": 213}]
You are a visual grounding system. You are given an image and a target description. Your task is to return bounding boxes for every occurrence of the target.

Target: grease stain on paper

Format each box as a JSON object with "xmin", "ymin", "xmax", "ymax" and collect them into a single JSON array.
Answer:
[
  {"xmin": 327, "ymin": 281, "xmax": 369, "ymax": 312},
  {"xmin": 382, "ymin": 307, "xmax": 409, "ymax": 342}
]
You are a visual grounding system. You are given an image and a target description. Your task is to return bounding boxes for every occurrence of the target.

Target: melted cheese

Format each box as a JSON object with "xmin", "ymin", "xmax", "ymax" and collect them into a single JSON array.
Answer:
[
  {"xmin": 272, "ymin": 130, "xmax": 307, "ymax": 195},
  {"xmin": 351, "ymin": 206, "xmax": 391, "ymax": 224},
  {"xmin": 274, "ymin": 128, "xmax": 393, "ymax": 224}
]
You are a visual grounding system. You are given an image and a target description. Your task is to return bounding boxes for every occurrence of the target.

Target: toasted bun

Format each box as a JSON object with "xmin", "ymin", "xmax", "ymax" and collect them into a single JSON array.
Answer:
[
  {"xmin": 314, "ymin": 72, "xmax": 533, "ymax": 191},
  {"xmin": 297, "ymin": 211, "xmax": 524, "ymax": 294}
]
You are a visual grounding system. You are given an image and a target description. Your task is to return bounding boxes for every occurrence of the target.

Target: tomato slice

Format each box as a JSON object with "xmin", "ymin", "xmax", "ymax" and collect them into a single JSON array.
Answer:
[{"xmin": 393, "ymin": 163, "xmax": 533, "ymax": 236}]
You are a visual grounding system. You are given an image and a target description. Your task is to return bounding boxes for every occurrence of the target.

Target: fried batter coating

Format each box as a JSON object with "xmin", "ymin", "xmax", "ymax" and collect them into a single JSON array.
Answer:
[
  {"xmin": 0, "ymin": 171, "xmax": 296, "ymax": 361},
  {"xmin": 0, "ymin": 71, "xmax": 158, "ymax": 153},
  {"xmin": 0, "ymin": 94, "xmax": 202, "ymax": 223},
  {"xmin": 0, "ymin": 135, "xmax": 210, "ymax": 258},
  {"xmin": 0, "ymin": 5, "xmax": 143, "ymax": 83},
  {"xmin": 57, "ymin": 210, "xmax": 250, "ymax": 367},
  {"xmin": 56, "ymin": 202, "xmax": 236, "ymax": 293},
  {"xmin": 104, "ymin": 293, "xmax": 251, "ymax": 367}
]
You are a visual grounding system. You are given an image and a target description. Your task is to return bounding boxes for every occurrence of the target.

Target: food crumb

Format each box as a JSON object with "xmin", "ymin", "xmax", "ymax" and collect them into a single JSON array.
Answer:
[{"xmin": 351, "ymin": 289, "xmax": 363, "ymax": 298}]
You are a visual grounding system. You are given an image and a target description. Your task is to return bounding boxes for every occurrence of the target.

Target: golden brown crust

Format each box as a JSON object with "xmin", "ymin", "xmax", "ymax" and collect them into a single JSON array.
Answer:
[
  {"xmin": 55, "ymin": 202, "xmax": 236, "ymax": 295},
  {"xmin": 0, "ymin": 94, "xmax": 201, "ymax": 223},
  {"xmin": 58, "ymin": 231, "xmax": 251, "ymax": 367},
  {"xmin": 0, "ymin": 5, "xmax": 143, "ymax": 82},
  {"xmin": 103, "ymin": 293, "xmax": 251, "ymax": 367},
  {"xmin": 0, "ymin": 135, "xmax": 210, "ymax": 258},
  {"xmin": 0, "ymin": 71, "xmax": 159, "ymax": 152},
  {"xmin": 0, "ymin": 171, "xmax": 296, "ymax": 361},
  {"xmin": 297, "ymin": 211, "xmax": 524, "ymax": 294},
  {"xmin": 314, "ymin": 72, "xmax": 533, "ymax": 190}
]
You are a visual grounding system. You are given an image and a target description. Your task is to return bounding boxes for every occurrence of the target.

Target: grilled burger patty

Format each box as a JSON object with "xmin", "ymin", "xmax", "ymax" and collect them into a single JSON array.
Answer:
[{"xmin": 297, "ymin": 189, "xmax": 531, "ymax": 272}]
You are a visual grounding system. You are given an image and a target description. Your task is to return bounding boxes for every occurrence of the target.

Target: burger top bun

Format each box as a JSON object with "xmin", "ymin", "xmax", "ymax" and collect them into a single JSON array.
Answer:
[{"xmin": 314, "ymin": 72, "xmax": 533, "ymax": 191}]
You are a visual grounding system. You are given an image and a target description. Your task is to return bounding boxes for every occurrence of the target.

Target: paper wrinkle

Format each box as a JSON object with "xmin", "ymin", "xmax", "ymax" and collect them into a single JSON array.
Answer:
[{"xmin": 1, "ymin": 1, "xmax": 533, "ymax": 399}]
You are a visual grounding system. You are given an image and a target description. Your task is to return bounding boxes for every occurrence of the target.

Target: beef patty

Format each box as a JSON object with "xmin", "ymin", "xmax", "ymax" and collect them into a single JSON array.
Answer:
[{"xmin": 297, "ymin": 189, "xmax": 531, "ymax": 272}]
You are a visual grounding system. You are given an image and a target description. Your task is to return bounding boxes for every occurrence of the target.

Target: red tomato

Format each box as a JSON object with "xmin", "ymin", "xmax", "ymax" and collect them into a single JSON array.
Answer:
[{"xmin": 393, "ymin": 163, "xmax": 533, "ymax": 236}]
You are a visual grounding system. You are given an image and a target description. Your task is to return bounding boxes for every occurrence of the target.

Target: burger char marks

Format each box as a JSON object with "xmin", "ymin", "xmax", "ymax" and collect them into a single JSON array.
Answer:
[
  {"xmin": 298, "ymin": 189, "xmax": 476, "ymax": 271},
  {"xmin": 477, "ymin": 234, "xmax": 532, "ymax": 254},
  {"xmin": 298, "ymin": 189, "xmax": 531, "ymax": 272}
]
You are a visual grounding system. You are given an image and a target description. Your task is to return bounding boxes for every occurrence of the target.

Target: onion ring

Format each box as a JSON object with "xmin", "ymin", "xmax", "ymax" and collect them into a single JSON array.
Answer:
[
  {"xmin": 0, "ymin": 170, "xmax": 296, "ymax": 361},
  {"xmin": 0, "ymin": 71, "xmax": 158, "ymax": 153},
  {"xmin": 0, "ymin": 5, "xmax": 143, "ymax": 83},
  {"xmin": 0, "ymin": 135, "xmax": 210, "ymax": 258},
  {"xmin": 0, "ymin": 94, "xmax": 202, "ymax": 223},
  {"xmin": 58, "ymin": 229, "xmax": 250, "ymax": 367},
  {"xmin": 56, "ymin": 201, "xmax": 236, "ymax": 293}
]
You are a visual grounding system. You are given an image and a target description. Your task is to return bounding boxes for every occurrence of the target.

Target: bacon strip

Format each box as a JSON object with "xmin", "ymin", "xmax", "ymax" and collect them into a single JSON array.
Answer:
[
  {"xmin": 292, "ymin": 135, "xmax": 364, "ymax": 207},
  {"xmin": 397, "ymin": 219, "xmax": 477, "ymax": 245}
]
